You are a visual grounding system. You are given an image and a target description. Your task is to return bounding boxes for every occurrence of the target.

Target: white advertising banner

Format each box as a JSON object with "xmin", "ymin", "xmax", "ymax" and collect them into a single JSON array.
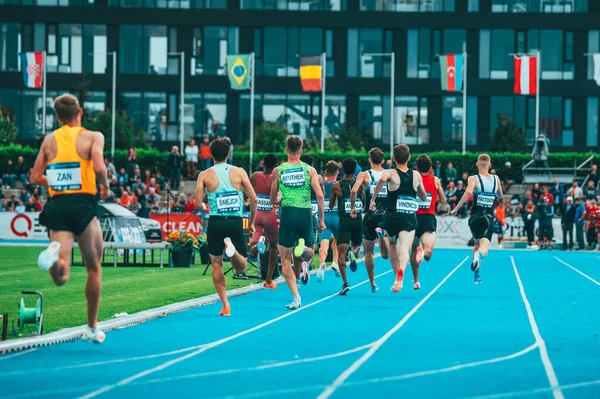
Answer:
[{"xmin": 0, "ymin": 212, "xmax": 49, "ymax": 243}]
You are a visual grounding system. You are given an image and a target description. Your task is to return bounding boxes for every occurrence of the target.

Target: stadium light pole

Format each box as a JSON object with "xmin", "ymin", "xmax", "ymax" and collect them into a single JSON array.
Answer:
[
  {"xmin": 364, "ymin": 52, "xmax": 395, "ymax": 162},
  {"xmin": 168, "ymin": 52, "xmax": 185, "ymax": 152}
]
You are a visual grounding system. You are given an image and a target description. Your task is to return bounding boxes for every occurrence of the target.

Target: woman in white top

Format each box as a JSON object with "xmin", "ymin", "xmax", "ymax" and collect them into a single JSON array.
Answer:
[{"xmin": 184, "ymin": 139, "xmax": 199, "ymax": 179}]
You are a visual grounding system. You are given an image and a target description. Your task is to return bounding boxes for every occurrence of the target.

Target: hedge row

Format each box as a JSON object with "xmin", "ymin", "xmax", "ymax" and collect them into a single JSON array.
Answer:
[{"xmin": 0, "ymin": 144, "xmax": 594, "ymax": 184}]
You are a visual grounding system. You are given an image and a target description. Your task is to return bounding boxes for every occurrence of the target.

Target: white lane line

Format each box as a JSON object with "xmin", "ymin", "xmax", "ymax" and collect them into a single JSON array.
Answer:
[
  {"xmin": 316, "ymin": 256, "xmax": 469, "ymax": 399},
  {"xmin": 510, "ymin": 256, "xmax": 564, "ymax": 399},
  {"xmin": 78, "ymin": 268, "xmax": 393, "ymax": 399},
  {"xmin": 462, "ymin": 378, "xmax": 600, "ymax": 399},
  {"xmin": 0, "ymin": 348, "xmax": 37, "ymax": 360},
  {"xmin": 554, "ymin": 256, "xmax": 600, "ymax": 287}
]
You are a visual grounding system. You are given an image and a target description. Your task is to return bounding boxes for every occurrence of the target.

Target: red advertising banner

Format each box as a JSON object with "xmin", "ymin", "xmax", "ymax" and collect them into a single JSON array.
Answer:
[{"xmin": 149, "ymin": 213, "xmax": 205, "ymax": 240}]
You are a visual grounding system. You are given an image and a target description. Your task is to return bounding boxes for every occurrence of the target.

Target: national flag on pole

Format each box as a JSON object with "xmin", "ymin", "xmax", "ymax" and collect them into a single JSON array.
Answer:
[
  {"xmin": 513, "ymin": 55, "xmax": 537, "ymax": 95},
  {"xmin": 439, "ymin": 54, "xmax": 463, "ymax": 92},
  {"xmin": 227, "ymin": 54, "xmax": 251, "ymax": 90},
  {"xmin": 299, "ymin": 55, "xmax": 323, "ymax": 92},
  {"xmin": 18, "ymin": 52, "xmax": 44, "ymax": 89},
  {"xmin": 593, "ymin": 54, "xmax": 600, "ymax": 86}
]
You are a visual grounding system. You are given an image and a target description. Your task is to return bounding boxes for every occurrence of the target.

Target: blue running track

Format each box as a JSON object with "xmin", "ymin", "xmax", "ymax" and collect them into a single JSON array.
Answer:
[{"xmin": 1, "ymin": 249, "xmax": 599, "ymax": 399}]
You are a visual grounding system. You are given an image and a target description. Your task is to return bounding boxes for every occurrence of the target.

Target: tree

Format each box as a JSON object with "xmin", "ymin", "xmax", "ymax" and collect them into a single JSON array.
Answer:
[
  {"xmin": 83, "ymin": 111, "xmax": 148, "ymax": 149},
  {"xmin": 0, "ymin": 113, "xmax": 17, "ymax": 146},
  {"xmin": 253, "ymin": 122, "xmax": 289, "ymax": 152},
  {"xmin": 490, "ymin": 115, "xmax": 527, "ymax": 153}
]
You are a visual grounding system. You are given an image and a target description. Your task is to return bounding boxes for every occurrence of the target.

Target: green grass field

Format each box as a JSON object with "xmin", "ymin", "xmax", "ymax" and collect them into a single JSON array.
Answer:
[{"xmin": 0, "ymin": 247, "xmax": 253, "ymax": 337}]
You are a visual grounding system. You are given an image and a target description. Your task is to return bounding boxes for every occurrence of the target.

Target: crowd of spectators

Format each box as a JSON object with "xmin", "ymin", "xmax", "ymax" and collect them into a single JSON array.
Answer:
[{"xmin": 0, "ymin": 157, "xmax": 45, "ymax": 213}]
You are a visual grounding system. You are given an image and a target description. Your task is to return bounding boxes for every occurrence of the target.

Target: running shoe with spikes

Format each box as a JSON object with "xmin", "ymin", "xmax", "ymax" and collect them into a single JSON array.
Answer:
[
  {"xmin": 257, "ymin": 236, "xmax": 267, "ymax": 254},
  {"xmin": 301, "ymin": 261, "xmax": 310, "ymax": 285},
  {"xmin": 294, "ymin": 238, "xmax": 305, "ymax": 258},
  {"xmin": 473, "ymin": 269, "xmax": 482, "ymax": 285},
  {"xmin": 82, "ymin": 327, "xmax": 106, "ymax": 344},
  {"xmin": 391, "ymin": 268, "xmax": 404, "ymax": 293},
  {"xmin": 339, "ymin": 283, "xmax": 350, "ymax": 296},
  {"xmin": 286, "ymin": 297, "xmax": 301, "ymax": 310},
  {"xmin": 348, "ymin": 251, "xmax": 358, "ymax": 272},
  {"xmin": 371, "ymin": 284, "xmax": 380, "ymax": 293},
  {"xmin": 470, "ymin": 251, "xmax": 482, "ymax": 272},
  {"xmin": 317, "ymin": 263, "xmax": 326, "ymax": 283},
  {"xmin": 263, "ymin": 281, "xmax": 276, "ymax": 290},
  {"xmin": 331, "ymin": 262, "xmax": 341, "ymax": 277},
  {"xmin": 375, "ymin": 227, "xmax": 386, "ymax": 239},
  {"xmin": 38, "ymin": 241, "xmax": 61, "ymax": 271},
  {"xmin": 415, "ymin": 245, "xmax": 424, "ymax": 265},
  {"xmin": 413, "ymin": 281, "xmax": 421, "ymax": 290},
  {"xmin": 224, "ymin": 237, "xmax": 236, "ymax": 258},
  {"xmin": 219, "ymin": 306, "xmax": 231, "ymax": 316}
]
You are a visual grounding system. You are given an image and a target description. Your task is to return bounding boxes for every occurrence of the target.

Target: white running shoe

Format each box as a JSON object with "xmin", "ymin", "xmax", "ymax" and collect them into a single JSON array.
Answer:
[
  {"xmin": 224, "ymin": 237, "xmax": 236, "ymax": 258},
  {"xmin": 38, "ymin": 241, "xmax": 61, "ymax": 271},
  {"xmin": 316, "ymin": 263, "xmax": 326, "ymax": 283},
  {"xmin": 82, "ymin": 327, "xmax": 106, "ymax": 344},
  {"xmin": 285, "ymin": 297, "xmax": 301, "ymax": 310},
  {"xmin": 257, "ymin": 236, "xmax": 266, "ymax": 254},
  {"xmin": 331, "ymin": 262, "xmax": 341, "ymax": 277}
]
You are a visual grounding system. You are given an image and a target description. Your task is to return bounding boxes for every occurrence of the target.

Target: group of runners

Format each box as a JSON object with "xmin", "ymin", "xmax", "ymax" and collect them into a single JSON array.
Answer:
[{"xmin": 32, "ymin": 94, "xmax": 503, "ymax": 343}]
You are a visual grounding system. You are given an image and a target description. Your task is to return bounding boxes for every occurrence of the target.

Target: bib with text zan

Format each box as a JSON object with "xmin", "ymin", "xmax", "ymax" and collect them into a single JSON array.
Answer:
[{"xmin": 47, "ymin": 162, "xmax": 82, "ymax": 191}]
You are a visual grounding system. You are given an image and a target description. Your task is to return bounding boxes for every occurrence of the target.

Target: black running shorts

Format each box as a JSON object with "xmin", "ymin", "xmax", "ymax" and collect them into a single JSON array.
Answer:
[
  {"xmin": 207, "ymin": 216, "xmax": 247, "ymax": 257},
  {"xmin": 416, "ymin": 213, "xmax": 437, "ymax": 238},
  {"xmin": 337, "ymin": 216, "xmax": 363, "ymax": 246},
  {"xmin": 278, "ymin": 207, "xmax": 314, "ymax": 248},
  {"xmin": 40, "ymin": 194, "xmax": 98, "ymax": 236},
  {"xmin": 382, "ymin": 212, "xmax": 417, "ymax": 237},
  {"xmin": 362, "ymin": 209, "xmax": 384, "ymax": 241},
  {"xmin": 469, "ymin": 214, "xmax": 494, "ymax": 241}
]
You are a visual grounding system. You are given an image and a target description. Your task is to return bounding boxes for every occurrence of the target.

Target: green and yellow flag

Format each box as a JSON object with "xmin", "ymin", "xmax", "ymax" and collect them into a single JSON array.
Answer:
[{"xmin": 227, "ymin": 54, "xmax": 251, "ymax": 90}]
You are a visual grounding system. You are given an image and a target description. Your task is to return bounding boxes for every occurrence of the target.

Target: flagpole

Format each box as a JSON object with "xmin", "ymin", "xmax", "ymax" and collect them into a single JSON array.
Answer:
[
  {"xmin": 180, "ymin": 51, "xmax": 185, "ymax": 153},
  {"xmin": 536, "ymin": 50, "xmax": 540, "ymax": 139},
  {"xmin": 390, "ymin": 51, "xmax": 395, "ymax": 157},
  {"xmin": 462, "ymin": 44, "xmax": 467, "ymax": 155},
  {"xmin": 111, "ymin": 51, "xmax": 116, "ymax": 159},
  {"xmin": 249, "ymin": 52, "xmax": 255, "ymax": 174},
  {"xmin": 320, "ymin": 52, "xmax": 326, "ymax": 154},
  {"xmin": 42, "ymin": 51, "xmax": 47, "ymax": 137}
]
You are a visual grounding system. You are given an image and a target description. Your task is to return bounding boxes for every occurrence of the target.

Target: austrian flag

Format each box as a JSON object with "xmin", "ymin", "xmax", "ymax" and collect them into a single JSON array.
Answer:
[
  {"xmin": 18, "ymin": 52, "xmax": 44, "ymax": 89},
  {"xmin": 514, "ymin": 55, "xmax": 537, "ymax": 95}
]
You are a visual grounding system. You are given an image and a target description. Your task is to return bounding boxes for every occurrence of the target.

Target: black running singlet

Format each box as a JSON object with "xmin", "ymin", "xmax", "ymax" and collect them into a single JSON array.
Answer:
[
  {"xmin": 384, "ymin": 168, "xmax": 418, "ymax": 215},
  {"xmin": 337, "ymin": 179, "xmax": 363, "ymax": 218},
  {"xmin": 470, "ymin": 174, "xmax": 497, "ymax": 219}
]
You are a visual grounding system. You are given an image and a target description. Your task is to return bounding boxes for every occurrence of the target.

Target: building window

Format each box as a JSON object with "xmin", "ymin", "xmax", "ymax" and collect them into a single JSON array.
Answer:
[
  {"xmin": 588, "ymin": 31, "xmax": 599, "ymax": 81},
  {"xmin": 587, "ymin": 98, "xmax": 598, "ymax": 147},
  {"xmin": 348, "ymin": 29, "xmax": 392, "ymax": 78},
  {"xmin": 111, "ymin": 0, "xmax": 224, "ymax": 8},
  {"xmin": 491, "ymin": 0, "xmax": 587, "ymax": 13},
  {"xmin": 468, "ymin": 0, "xmax": 478, "ymax": 11},
  {"xmin": 407, "ymin": 29, "xmax": 465, "ymax": 79},
  {"xmin": 241, "ymin": 0, "xmax": 344, "ymax": 10},
  {"xmin": 184, "ymin": 93, "xmax": 227, "ymax": 140},
  {"xmin": 0, "ymin": 23, "xmax": 21, "ymax": 72},
  {"xmin": 395, "ymin": 96, "xmax": 429, "ymax": 145},
  {"xmin": 479, "ymin": 30, "xmax": 514, "ymax": 79},
  {"xmin": 359, "ymin": 96, "xmax": 387, "ymax": 142},
  {"xmin": 256, "ymin": 28, "xmax": 329, "ymax": 77},
  {"xmin": 83, "ymin": 91, "xmax": 107, "ymax": 117},
  {"xmin": 360, "ymin": 0, "xmax": 455, "ymax": 12},
  {"xmin": 119, "ymin": 25, "xmax": 178, "ymax": 75},
  {"xmin": 191, "ymin": 27, "xmax": 238, "ymax": 76},
  {"xmin": 442, "ymin": 96, "xmax": 477, "ymax": 145}
]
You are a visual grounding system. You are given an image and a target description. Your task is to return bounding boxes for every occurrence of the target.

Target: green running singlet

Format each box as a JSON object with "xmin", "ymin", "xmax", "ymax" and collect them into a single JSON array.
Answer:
[{"xmin": 277, "ymin": 161, "xmax": 312, "ymax": 209}]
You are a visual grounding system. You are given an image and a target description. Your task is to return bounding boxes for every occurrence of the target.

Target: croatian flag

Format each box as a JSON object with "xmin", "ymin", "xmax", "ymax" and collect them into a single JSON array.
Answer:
[
  {"xmin": 18, "ymin": 52, "xmax": 44, "ymax": 89},
  {"xmin": 514, "ymin": 55, "xmax": 537, "ymax": 95}
]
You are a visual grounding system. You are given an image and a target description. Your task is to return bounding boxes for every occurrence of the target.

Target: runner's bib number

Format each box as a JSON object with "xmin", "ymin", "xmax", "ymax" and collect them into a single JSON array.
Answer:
[
  {"xmin": 476, "ymin": 193, "xmax": 496, "ymax": 208},
  {"xmin": 417, "ymin": 193, "xmax": 432, "ymax": 209},
  {"xmin": 216, "ymin": 191, "xmax": 241, "ymax": 213},
  {"xmin": 281, "ymin": 168, "xmax": 305, "ymax": 187},
  {"xmin": 344, "ymin": 200, "xmax": 363, "ymax": 214},
  {"xmin": 396, "ymin": 196, "xmax": 418, "ymax": 214},
  {"xmin": 47, "ymin": 162, "xmax": 82, "ymax": 191},
  {"xmin": 371, "ymin": 183, "xmax": 388, "ymax": 198},
  {"xmin": 257, "ymin": 194, "xmax": 272, "ymax": 211},
  {"xmin": 325, "ymin": 200, "xmax": 337, "ymax": 213}
]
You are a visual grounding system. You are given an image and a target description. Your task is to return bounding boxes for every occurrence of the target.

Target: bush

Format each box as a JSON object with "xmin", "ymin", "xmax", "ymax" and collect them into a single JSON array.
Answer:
[
  {"xmin": 490, "ymin": 116, "xmax": 527, "ymax": 153},
  {"xmin": 83, "ymin": 112, "xmax": 148, "ymax": 150},
  {"xmin": 253, "ymin": 122, "xmax": 288, "ymax": 153},
  {"xmin": 0, "ymin": 114, "xmax": 17, "ymax": 146}
]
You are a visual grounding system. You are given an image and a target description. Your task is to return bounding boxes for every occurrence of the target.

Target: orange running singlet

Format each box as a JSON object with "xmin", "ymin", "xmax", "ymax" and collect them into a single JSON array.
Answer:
[{"xmin": 47, "ymin": 125, "xmax": 97, "ymax": 198}]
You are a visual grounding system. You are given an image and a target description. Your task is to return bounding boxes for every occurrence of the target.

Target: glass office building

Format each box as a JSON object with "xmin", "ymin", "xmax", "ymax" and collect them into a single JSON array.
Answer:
[{"xmin": 0, "ymin": 0, "xmax": 598, "ymax": 150}]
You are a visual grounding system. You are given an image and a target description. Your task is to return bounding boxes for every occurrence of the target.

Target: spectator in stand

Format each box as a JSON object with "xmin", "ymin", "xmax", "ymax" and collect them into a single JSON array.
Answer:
[
  {"xmin": 132, "ymin": 176, "xmax": 146, "ymax": 195},
  {"xmin": 155, "ymin": 171, "xmax": 167, "ymax": 191},
  {"xmin": 25, "ymin": 197, "xmax": 38, "ymax": 212},
  {"xmin": 15, "ymin": 156, "xmax": 28, "ymax": 187},
  {"xmin": 19, "ymin": 188, "xmax": 30, "ymax": 204},
  {"xmin": 199, "ymin": 136, "xmax": 212, "ymax": 171},
  {"xmin": 575, "ymin": 197, "xmax": 586, "ymax": 250},
  {"xmin": 0, "ymin": 200, "xmax": 5, "ymax": 211},
  {"xmin": 537, "ymin": 197, "xmax": 555, "ymax": 249},
  {"xmin": 587, "ymin": 165, "xmax": 599, "ymax": 187},
  {"xmin": 147, "ymin": 187, "xmax": 161, "ymax": 211},
  {"xmin": 3, "ymin": 200, "xmax": 13, "ymax": 212},
  {"xmin": 15, "ymin": 200, "xmax": 25, "ymax": 213},
  {"xmin": 2, "ymin": 159, "xmax": 17, "ymax": 188},
  {"xmin": 501, "ymin": 162, "xmax": 516, "ymax": 192},
  {"xmin": 119, "ymin": 191, "xmax": 132, "ymax": 208},
  {"xmin": 461, "ymin": 172, "xmax": 469, "ymax": 184},
  {"xmin": 126, "ymin": 147, "xmax": 138, "ymax": 183},
  {"xmin": 171, "ymin": 193, "xmax": 186, "ymax": 213},
  {"xmin": 168, "ymin": 146, "xmax": 183, "ymax": 190},
  {"xmin": 129, "ymin": 196, "xmax": 141, "ymax": 214},
  {"xmin": 385, "ymin": 159, "xmax": 393, "ymax": 170},
  {"xmin": 143, "ymin": 169, "xmax": 152, "ymax": 186},
  {"xmin": 8, "ymin": 195, "xmax": 18, "ymax": 209},
  {"xmin": 585, "ymin": 180, "xmax": 597, "ymax": 202},
  {"xmin": 524, "ymin": 199, "xmax": 537, "ymax": 246},
  {"xmin": 445, "ymin": 181, "xmax": 457, "ymax": 208},
  {"xmin": 455, "ymin": 180, "xmax": 468, "ymax": 217},
  {"xmin": 586, "ymin": 200, "xmax": 599, "ymax": 250},
  {"xmin": 154, "ymin": 202, "xmax": 169, "ymax": 214},
  {"xmin": 513, "ymin": 202, "xmax": 524, "ymax": 218},
  {"xmin": 135, "ymin": 187, "xmax": 147, "ymax": 207},
  {"xmin": 255, "ymin": 159, "xmax": 265, "ymax": 172},
  {"xmin": 147, "ymin": 177, "xmax": 161, "ymax": 195},
  {"xmin": 0, "ymin": 187, "xmax": 4, "ymax": 200},
  {"xmin": 132, "ymin": 167, "xmax": 141, "ymax": 183},
  {"xmin": 184, "ymin": 194, "xmax": 195, "ymax": 213},
  {"xmin": 531, "ymin": 183, "xmax": 542, "ymax": 201},
  {"xmin": 444, "ymin": 161, "xmax": 457, "ymax": 186},
  {"xmin": 561, "ymin": 196, "xmax": 575, "ymax": 251},
  {"xmin": 433, "ymin": 160, "xmax": 442, "ymax": 179},
  {"xmin": 117, "ymin": 168, "xmax": 128, "ymax": 185},
  {"xmin": 549, "ymin": 177, "xmax": 564, "ymax": 216},
  {"xmin": 540, "ymin": 185, "xmax": 554, "ymax": 206},
  {"xmin": 33, "ymin": 195, "xmax": 42, "ymax": 211},
  {"xmin": 495, "ymin": 201, "xmax": 507, "ymax": 247},
  {"xmin": 184, "ymin": 139, "xmax": 199, "ymax": 179},
  {"xmin": 137, "ymin": 201, "xmax": 150, "ymax": 218},
  {"xmin": 567, "ymin": 180, "xmax": 583, "ymax": 200},
  {"xmin": 104, "ymin": 157, "xmax": 117, "ymax": 176}
]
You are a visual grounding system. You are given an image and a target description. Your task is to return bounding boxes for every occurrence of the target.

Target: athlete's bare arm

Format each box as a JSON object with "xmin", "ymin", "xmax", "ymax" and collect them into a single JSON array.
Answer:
[
  {"xmin": 31, "ymin": 138, "xmax": 49, "ymax": 187},
  {"xmin": 370, "ymin": 171, "xmax": 390, "ymax": 211},
  {"xmin": 250, "ymin": 172, "xmax": 257, "ymax": 187},
  {"xmin": 451, "ymin": 175, "xmax": 477, "ymax": 215},
  {"xmin": 311, "ymin": 168, "xmax": 326, "ymax": 231},
  {"xmin": 435, "ymin": 176, "xmax": 447, "ymax": 204},
  {"xmin": 90, "ymin": 132, "xmax": 108, "ymax": 193},
  {"xmin": 495, "ymin": 176, "xmax": 504, "ymax": 202},
  {"xmin": 194, "ymin": 172, "xmax": 207, "ymax": 212},
  {"xmin": 350, "ymin": 171, "xmax": 367, "ymax": 213},
  {"xmin": 270, "ymin": 168, "xmax": 280, "ymax": 206},
  {"xmin": 330, "ymin": 182, "xmax": 341, "ymax": 210},
  {"xmin": 240, "ymin": 168, "xmax": 257, "ymax": 236},
  {"xmin": 414, "ymin": 171, "xmax": 427, "ymax": 201}
]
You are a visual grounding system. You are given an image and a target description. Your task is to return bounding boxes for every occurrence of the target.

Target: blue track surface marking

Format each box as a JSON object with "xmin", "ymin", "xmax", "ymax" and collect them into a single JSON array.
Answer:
[{"xmin": 1, "ymin": 249, "xmax": 599, "ymax": 399}]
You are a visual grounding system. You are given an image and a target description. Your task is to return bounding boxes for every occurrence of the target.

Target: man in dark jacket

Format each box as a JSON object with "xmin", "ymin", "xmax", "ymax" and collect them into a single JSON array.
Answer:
[
  {"xmin": 537, "ymin": 196, "xmax": 555, "ymax": 249},
  {"xmin": 561, "ymin": 196, "xmax": 575, "ymax": 250},
  {"xmin": 168, "ymin": 145, "xmax": 183, "ymax": 191}
]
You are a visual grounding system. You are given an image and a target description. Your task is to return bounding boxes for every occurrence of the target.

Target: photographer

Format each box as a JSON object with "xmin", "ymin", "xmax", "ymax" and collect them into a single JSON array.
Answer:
[
  {"xmin": 537, "ymin": 196, "xmax": 555, "ymax": 249},
  {"xmin": 532, "ymin": 132, "xmax": 550, "ymax": 172}
]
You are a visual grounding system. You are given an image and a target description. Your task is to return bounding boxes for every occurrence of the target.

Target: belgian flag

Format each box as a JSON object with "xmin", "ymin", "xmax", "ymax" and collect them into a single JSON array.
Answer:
[{"xmin": 299, "ymin": 55, "xmax": 323, "ymax": 92}]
